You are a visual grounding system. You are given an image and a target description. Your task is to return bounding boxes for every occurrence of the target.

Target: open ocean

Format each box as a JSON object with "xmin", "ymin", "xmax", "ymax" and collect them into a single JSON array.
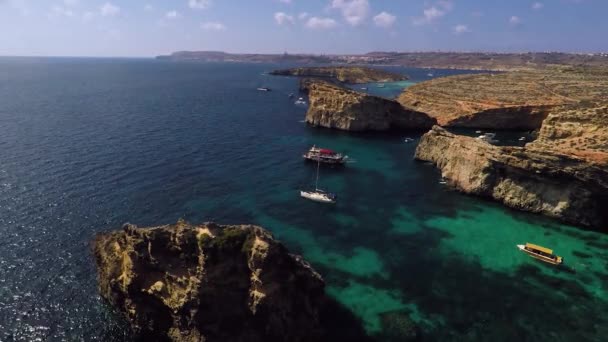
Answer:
[{"xmin": 0, "ymin": 58, "xmax": 607, "ymax": 341}]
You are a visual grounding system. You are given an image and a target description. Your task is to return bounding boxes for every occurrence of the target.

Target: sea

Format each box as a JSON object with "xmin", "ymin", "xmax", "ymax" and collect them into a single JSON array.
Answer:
[{"xmin": 0, "ymin": 58, "xmax": 607, "ymax": 341}]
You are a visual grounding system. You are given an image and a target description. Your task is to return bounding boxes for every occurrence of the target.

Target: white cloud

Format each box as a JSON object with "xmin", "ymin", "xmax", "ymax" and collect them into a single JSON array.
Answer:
[
  {"xmin": 373, "ymin": 11, "xmax": 396, "ymax": 28},
  {"xmin": 166, "ymin": 10, "xmax": 179, "ymax": 19},
  {"xmin": 189, "ymin": 0, "xmax": 211, "ymax": 10},
  {"xmin": 100, "ymin": 2, "xmax": 119, "ymax": 17},
  {"xmin": 532, "ymin": 2, "xmax": 544, "ymax": 10},
  {"xmin": 509, "ymin": 15, "xmax": 521, "ymax": 25},
  {"xmin": 201, "ymin": 21, "xmax": 226, "ymax": 31},
  {"xmin": 331, "ymin": 0, "xmax": 369, "ymax": 26},
  {"xmin": 49, "ymin": 5, "xmax": 74, "ymax": 17},
  {"xmin": 278, "ymin": 0, "xmax": 292, "ymax": 3},
  {"xmin": 453, "ymin": 24, "xmax": 471, "ymax": 34},
  {"xmin": 63, "ymin": 0, "xmax": 79, "ymax": 6},
  {"xmin": 413, "ymin": 0, "xmax": 453, "ymax": 25},
  {"xmin": 305, "ymin": 17, "xmax": 337, "ymax": 30},
  {"xmin": 298, "ymin": 12, "xmax": 309, "ymax": 20},
  {"xmin": 274, "ymin": 12, "xmax": 295, "ymax": 25},
  {"xmin": 144, "ymin": 4, "xmax": 153, "ymax": 11}
]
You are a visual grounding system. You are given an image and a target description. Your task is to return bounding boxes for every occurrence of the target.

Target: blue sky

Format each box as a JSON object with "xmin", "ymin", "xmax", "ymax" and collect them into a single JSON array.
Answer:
[{"xmin": 0, "ymin": 0, "xmax": 606, "ymax": 57}]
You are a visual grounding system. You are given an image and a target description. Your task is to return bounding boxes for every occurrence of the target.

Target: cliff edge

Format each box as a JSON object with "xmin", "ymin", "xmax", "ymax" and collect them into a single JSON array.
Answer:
[
  {"xmin": 415, "ymin": 126, "xmax": 608, "ymax": 229},
  {"xmin": 306, "ymin": 80, "xmax": 436, "ymax": 131},
  {"xmin": 398, "ymin": 69, "xmax": 608, "ymax": 129},
  {"xmin": 93, "ymin": 220, "xmax": 329, "ymax": 342}
]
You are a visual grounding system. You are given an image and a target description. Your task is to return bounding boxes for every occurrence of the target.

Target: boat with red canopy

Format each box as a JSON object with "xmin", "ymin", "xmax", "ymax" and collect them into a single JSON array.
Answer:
[{"xmin": 302, "ymin": 145, "xmax": 348, "ymax": 165}]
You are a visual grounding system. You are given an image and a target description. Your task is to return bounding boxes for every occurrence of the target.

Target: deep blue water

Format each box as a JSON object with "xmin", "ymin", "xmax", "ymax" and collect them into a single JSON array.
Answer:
[{"xmin": 1, "ymin": 58, "xmax": 607, "ymax": 341}]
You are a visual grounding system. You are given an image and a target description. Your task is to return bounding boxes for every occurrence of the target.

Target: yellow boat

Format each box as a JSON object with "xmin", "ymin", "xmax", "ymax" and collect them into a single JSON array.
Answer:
[{"xmin": 517, "ymin": 243, "xmax": 563, "ymax": 265}]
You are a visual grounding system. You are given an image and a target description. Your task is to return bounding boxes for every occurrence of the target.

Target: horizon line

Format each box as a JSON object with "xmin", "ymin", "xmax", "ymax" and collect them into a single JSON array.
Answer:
[{"xmin": 1, "ymin": 50, "xmax": 608, "ymax": 59}]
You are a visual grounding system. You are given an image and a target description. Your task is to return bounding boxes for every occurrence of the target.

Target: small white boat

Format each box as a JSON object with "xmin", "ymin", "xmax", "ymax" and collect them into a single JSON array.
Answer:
[
  {"xmin": 300, "ymin": 160, "xmax": 336, "ymax": 204},
  {"xmin": 427, "ymin": 73, "xmax": 434, "ymax": 77},
  {"xmin": 404, "ymin": 137, "xmax": 414, "ymax": 143},
  {"xmin": 519, "ymin": 137, "xmax": 526, "ymax": 141},
  {"xmin": 360, "ymin": 87, "xmax": 368, "ymax": 90},
  {"xmin": 475, "ymin": 130, "xmax": 483, "ymax": 134},
  {"xmin": 476, "ymin": 133, "xmax": 499, "ymax": 144},
  {"xmin": 377, "ymin": 83, "xmax": 385, "ymax": 88},
  {"xmin": 257, "ymin": 87, "xmax": 271, "ymax": 91},
  {"xmin": 300, "ymin": 190, "xmax": 337, "ymax": 204},
  {"xmin": 295, "ymin": 97, "xmax": 307, "ymax": 105}
]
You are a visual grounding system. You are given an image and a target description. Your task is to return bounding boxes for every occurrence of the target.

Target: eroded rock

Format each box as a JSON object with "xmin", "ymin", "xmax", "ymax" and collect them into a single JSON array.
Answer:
[
  {"xmin": 415, "ymin": 126, "xmax": 608, "ymax": 229},
  {"xmin": 93, "ymin": 220, "xmax": 327, "ymax": 342},
  {"xmin": 305, "ymin": 80, "xmax": 436, "ymax": 131}
]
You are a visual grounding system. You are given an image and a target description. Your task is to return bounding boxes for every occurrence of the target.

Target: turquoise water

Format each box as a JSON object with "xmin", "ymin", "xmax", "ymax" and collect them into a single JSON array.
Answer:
[{"xmin": 0, "ymin": 58, "xmax": 606, "ymax": 341}]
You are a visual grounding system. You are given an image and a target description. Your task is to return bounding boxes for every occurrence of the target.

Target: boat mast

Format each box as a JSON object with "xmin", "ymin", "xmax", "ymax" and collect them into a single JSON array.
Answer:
[{"xmin": 315, "ymin": 159, "xmax": 320, "ymax": 191}]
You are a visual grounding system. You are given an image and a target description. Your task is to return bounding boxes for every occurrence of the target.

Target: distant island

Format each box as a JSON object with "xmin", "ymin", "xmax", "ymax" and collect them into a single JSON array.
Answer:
[
  {"xmin": 269, "ymin": 66, "xmax": 408, "ymax": 84},
  {"xmin": 156, "ymin": 50, "xmax": 608, "ymax": 71}
]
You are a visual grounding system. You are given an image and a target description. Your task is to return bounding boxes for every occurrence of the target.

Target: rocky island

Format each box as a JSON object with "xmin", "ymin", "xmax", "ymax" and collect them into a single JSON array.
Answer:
[
  {"xmin": 270, "ymin": 66, "xmax": 408, "ymax": 84},
  {"xmin": 93, "ymin": 220, "xmax": 337, "ymax": 342},
  {"xmin": 305, "ymin": 80, "xmax": 436, "ymax": 131},
  {"xmin": 398, "ymin": 68, "xmax": 608, "ymax": 129}
]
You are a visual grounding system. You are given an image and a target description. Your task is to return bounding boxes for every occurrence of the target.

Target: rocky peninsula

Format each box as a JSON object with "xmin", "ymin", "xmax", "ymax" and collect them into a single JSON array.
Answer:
[
  {"xmin": 93, "ymin": 220, "xmax": 338, "ymax": 342},
  {"xmin": 398, "ymin": 68, "xmax": 608, "ymax": 129},
  {"xmin": 305, "ymin": 80, "xmax": 436, "ymax": 131},
  {"xmin": 270, "ymin": 66, "xmax": 408, "ymax": 84},
  {"xmin": 415, "ymin": 126, "xmax": 608, "ymax": 229}
]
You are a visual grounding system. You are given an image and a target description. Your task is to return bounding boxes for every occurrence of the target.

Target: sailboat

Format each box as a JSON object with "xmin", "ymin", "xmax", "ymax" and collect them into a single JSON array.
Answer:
[{"xmin": 300, "ymin": 160, "xmax": 337, "ymax": 204}]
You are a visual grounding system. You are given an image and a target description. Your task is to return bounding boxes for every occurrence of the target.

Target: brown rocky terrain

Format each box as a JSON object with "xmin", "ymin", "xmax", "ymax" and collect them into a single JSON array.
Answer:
[
  {"xmin": 305, "ymin": 80, "xmax": 436, "ymax": 131},
  {"xmin": 415, "ymin": 126, "xmax": 608, "ymax": 229},
  {"xmin": 528, "ymin": 102, "xmax": 608, "ymax": 164},
  {"xmin": 398, "ymin": 68, "xmax": 608, "ymax": 129},
  {"xmin": 270, "ymin": 66, "xmax": 407, "ymax": 84},
  {"xmin": 93, "ymin": 220, "xmax": 331, "ymax": 342}
]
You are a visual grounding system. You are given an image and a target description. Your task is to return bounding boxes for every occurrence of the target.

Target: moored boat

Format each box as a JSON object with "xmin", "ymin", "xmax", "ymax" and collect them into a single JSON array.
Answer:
[
  {"xmin": 300, "ymin": 189, "xmax": 337, "ymax": 204},
  {"xmin": 300, "ymin": 159, "xmax": 337, "ymax": 204},
  {"xmin": 302, "ymin": 145, "xmax": 348, "ymax": 165},
  {"xmin": 517, "ymin": 243, "xmax": 563, "ymax": 265},
  {"xmin": 257, "ymin": 87, "xmax": 271, "ymax": 91}
]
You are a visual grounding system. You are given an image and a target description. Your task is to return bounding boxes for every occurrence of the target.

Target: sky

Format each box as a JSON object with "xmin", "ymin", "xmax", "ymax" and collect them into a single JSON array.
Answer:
[{"xmin": 0, "ymin": 0, "xmax": 606, "ymax": 57}]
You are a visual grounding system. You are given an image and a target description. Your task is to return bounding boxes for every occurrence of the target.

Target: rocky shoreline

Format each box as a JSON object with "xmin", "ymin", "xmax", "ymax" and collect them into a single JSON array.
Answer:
[
  {"xmin": 304, "ymin": 80, "xmax": 435, "ymax": 131},
  {"xmin": 415, "ymin": 126, "xmax": 608, "ymax": 229},
  {"xmin": 286, "ymin": 65, "xmax": 608, "ymax": 229},
  {"xmin": 269, "ymin": 66, "xmax": 408, "ymax": 84},
  {"xmin": 94, "ymin": 220, "xmax": 332, "ymax": 341}
]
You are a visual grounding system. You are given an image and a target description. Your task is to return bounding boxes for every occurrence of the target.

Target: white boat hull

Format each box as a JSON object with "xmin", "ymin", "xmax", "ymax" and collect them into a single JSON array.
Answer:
[{"xmin": 300, "ymin": 191, "xmax": 336, "ymax": 204}]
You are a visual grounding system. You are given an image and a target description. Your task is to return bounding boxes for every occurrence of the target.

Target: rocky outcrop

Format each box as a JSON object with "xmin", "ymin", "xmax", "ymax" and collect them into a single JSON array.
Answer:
[
  {"xmin": 93, "ymin": 220, "xmax": 328, "ymax": 342},
  {"xmin": 415, "ymin": 126, "xmax": 608, "ymax": 229},
  {"xmin": 528, "ymin": 102, "xmax": 608, "ymax": 164},
  {"xmin": 398, "ymin": 69, "xmax": 608, "ymax": 129},
  {"xmin": 270, "ymin": 66, "xmax": 407, "ymax": 84},
  {"xmin": 306, "ymin": 80, "xmax": 436, "ymax": 131}
]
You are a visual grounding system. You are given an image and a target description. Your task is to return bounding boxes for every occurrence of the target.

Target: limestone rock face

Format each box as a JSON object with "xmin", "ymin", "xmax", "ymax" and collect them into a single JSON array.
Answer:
[
  {"xmin": 93, "ymin": 220, "xmax": 326, "ymax": 342},
  {"xmin": 528, "ymin": 102, "xmax": 608, "ymax": 164},
  {"xmin": 398, "ymin": 70, "xmax": 608, "ymax": 129},
  {"xmin": 270, "ymin": 66, "xmax": 407, "ymax": 84},
  {"xmin": 305, "ymin": 80, "xmax": 436, "ymax": 131},
  {"xmin": 415, "ymin": 126, "xmax": 608, "ymax": 229}
]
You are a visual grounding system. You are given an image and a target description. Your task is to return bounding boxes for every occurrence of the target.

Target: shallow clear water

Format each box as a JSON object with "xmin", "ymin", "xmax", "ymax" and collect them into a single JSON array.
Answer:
[{"xmin": 0, "ymin": 58, "xmax": 606, "ymax": 341}]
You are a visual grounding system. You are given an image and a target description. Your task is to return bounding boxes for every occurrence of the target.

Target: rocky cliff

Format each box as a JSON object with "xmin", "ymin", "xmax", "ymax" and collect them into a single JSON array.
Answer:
[
  {"xmin": 306, "ymin": 80, "xmax": 436, "ymax": 131},
  {"xmin": 398, "ymin": 69, "xmax": 608, "ymax": 129},
  {"xmin": 528, "ymin": 102, "xmax": 608, "ymax": 164},
  {"xmin": 270, "ymin": 66, "xmax": 407, "ymax": 84},
  {"xmin": 415, "ymin": 126, "xmax": 608, "ymax": 229},
  {"xmin": 93, "ymin": 220, "xmax": 329, "ymax": 342}
]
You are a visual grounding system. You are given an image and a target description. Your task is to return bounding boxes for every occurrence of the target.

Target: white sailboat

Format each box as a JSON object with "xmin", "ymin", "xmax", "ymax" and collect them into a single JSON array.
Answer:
[{"xmin": 300, "ymin": 160, "xmax": 337, "ymax": 204}]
